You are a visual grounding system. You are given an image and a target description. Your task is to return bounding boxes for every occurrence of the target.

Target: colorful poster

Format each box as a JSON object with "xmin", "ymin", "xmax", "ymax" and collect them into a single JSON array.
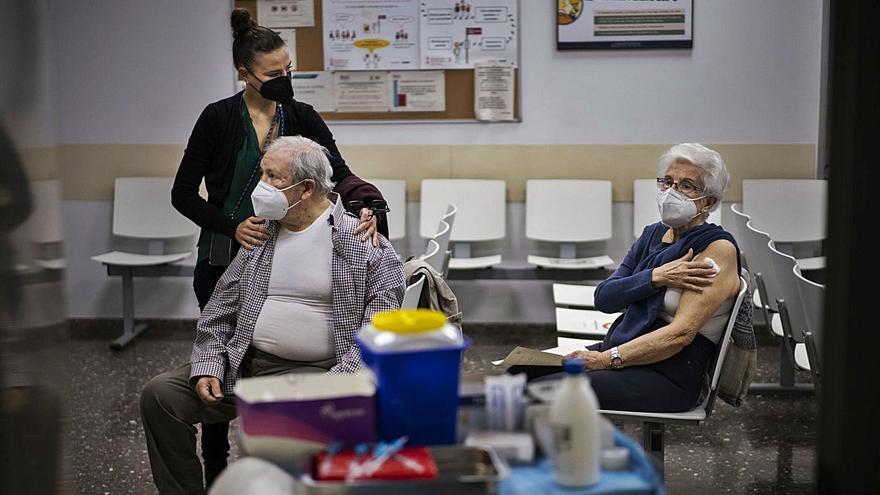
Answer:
[
  {"xmin": 334, "ymin": 71, "xmax": 390, "ymax": 112},
  {"xmin": 557, "ymin": 0, "xmax": 693, "ymax": 50},
  {"xmin": 388, "ymin": 71, "xmax": 446, "ymax": 112},
  {"xmin": 419, "ymin": 0, "xmax": 518, "ymax": 69},
  {"xmin": 323, "ymin": 0, "xmax": 420, "ymax": 71},
  {"xmin": 257, "ymin": 0, "xmax": 316, "ymax": 28},
  {"xmin": 291, "ymin": 72, "xmax": 335, "ymax": 112}
]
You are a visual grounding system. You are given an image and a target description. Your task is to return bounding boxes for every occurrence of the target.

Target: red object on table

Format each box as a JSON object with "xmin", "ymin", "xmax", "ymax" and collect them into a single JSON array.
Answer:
[{"xmin": 313, "ymin": 447, "xmax": 439, "ymax": 481}]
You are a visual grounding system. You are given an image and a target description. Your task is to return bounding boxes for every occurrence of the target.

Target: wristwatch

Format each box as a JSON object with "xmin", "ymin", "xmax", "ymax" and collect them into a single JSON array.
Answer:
[{"xmin": 610, "ymin": 346, "xmax": 624, "ymax": 369}]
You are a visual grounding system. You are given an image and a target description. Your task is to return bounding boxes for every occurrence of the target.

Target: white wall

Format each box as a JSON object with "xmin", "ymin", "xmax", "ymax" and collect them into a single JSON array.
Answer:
[
  {"xmin": 52, "ymin": 0, "xmax": 235, "ymax": 145},
  {"xmin": 333, "ymin": 1, "xmax": 822, "ymax": 145},
  {"xmin": 52, "ymin": 1, "xmax": 821, "ymax": 147},
  {"xmin": 1, "ymin": 0, "xmax": 56, "ymax": 148},
  {"xmin": 50, "ymin": 0, "xmax": 823, "ymax": 319}
]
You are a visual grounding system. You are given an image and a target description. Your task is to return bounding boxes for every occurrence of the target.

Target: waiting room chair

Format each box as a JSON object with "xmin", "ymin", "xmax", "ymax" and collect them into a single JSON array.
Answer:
[
  {"xmin": 765, "ymin": 241, "xmax": 812, "ymax": 367},
  {"xmin": 91, "ymin": 177, "xmax": 197, "ymax": 349},
  {"xmin": 794, "ymin": 266, "xmax": 824, "ymax": 386},
  {"xmin": 401, "ymin": 274, "xmax": 426, "ymax": 309},
  {"xmin": 552, "ymin": 283, "xmax": 597, "ymax": 309},
  {"xmin": 19, "ymin": 179, "xmax": 66, "ymax": 271},
  {"xmin": 728, "ymin": 204, "xmax": 761, "ymax": 307},
  {"xmin": 440, "ymin": 204, "xmax": 457, "ymax": 278},
  {"xmin": 422, "ymin": 220, "xmax": 450, "ymax": 276},
  {"xmin": 420, "ymin": 179, "xmax": 505, "ymax": 270},
  {"xmin": 633, "ymin": 179, "xmax": 721, "ymax": 239},
  {"xmin": 555, "ymin": 307, "xmax": 622, "ymax": 339},
  {"xmin": 744, "ymin": 221, "xmax": 812, "ymax": 394},
  {"xmin": 420, "ymin": 238, "xmax": 441, "ymax": 271},
  {"xmin": 599, "ymin": 275, "xmax": 749, "ymax": 471},
  {"xmin": 525, "ymin": 180, "xmax": 614, "ymax": 270},
  {"xmin": 742, "ymin": 179, "xmax": 826, "ymax": 271},
  {"xmin": 365, "ymin": 179, "xmax": 406, "ymax": 241}
]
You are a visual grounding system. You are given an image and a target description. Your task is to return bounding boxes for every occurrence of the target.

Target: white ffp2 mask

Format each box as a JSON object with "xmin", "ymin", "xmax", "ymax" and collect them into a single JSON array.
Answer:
[
  {"xmin": 251, "ymin": 179, "xmax": 305, "ymax": 220},
  {"xmin": 656, "ymin": 188, "xmax": 706, "ymax": 228}
]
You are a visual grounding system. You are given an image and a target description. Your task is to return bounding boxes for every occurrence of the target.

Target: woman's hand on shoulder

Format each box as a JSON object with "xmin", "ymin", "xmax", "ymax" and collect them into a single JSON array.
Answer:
[
  {"xmin": 352, "ymin": 207, "xmax": 379, "ymax": 247},
  {"xmin": 651, "ymin": 248, "xmax": 719, "ymax": 293}
]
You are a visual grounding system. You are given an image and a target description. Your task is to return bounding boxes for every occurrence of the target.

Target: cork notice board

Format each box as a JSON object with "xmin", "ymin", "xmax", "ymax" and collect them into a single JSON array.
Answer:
[{"xmin": 235, "ymin": 0, "xmax": 520, "ymax": 122}]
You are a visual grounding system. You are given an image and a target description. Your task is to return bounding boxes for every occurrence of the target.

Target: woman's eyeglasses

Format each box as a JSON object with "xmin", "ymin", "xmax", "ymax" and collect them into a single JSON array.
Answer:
[{"xmin": 656, "ymin": 177, "xmax": 704, "ymax": 196}]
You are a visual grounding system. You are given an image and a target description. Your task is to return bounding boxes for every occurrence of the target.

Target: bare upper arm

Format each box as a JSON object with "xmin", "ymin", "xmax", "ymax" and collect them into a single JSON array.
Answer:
[{"xmin": 669, "ymin": 239, "xmax": 740, "ymax": 338}]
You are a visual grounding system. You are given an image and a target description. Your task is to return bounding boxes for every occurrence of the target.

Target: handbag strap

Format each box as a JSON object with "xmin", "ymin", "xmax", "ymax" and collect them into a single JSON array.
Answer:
[{"xmin": 228, "ymin": 103, "xmax": 285, "ymax": 219}]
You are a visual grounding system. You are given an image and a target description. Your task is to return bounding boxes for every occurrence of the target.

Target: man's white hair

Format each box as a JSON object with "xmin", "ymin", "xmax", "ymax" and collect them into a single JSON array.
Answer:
[
  {"xmin": 657, "ymin": 143, "xmax": 729, "ymax": 212},
  {"xmin": 264, "ymin": 136, "xmax": 334, "ymax": 195}
]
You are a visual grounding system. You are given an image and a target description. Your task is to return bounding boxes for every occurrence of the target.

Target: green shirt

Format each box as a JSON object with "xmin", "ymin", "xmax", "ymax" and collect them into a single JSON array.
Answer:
[{"xmin": 197, "ymin": 97, "xmax": 263, "ymax": 262}]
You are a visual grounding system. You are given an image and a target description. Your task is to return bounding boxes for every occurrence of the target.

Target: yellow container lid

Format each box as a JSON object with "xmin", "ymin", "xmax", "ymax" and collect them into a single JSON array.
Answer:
[{"xmin": 372, "ymin": 309, "xmax": 446, "ymax": 334}]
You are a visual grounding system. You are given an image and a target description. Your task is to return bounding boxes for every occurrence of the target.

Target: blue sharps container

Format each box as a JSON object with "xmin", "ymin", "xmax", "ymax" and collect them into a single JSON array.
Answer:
[{"xmin": 356, "ymin": 309, "xmax": 469, "ymax": 445}]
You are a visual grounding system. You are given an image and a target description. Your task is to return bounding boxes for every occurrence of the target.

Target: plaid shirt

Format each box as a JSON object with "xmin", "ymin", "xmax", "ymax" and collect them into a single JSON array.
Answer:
[{"xmin": 190, "ymin": 194, "xmax": 405, "ymax": 394}]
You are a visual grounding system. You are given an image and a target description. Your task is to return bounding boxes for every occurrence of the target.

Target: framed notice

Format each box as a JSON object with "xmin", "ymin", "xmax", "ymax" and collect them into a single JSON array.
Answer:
[{"xmin": 557, "ymin": 0, "xmax": 693, "ymax": 50}]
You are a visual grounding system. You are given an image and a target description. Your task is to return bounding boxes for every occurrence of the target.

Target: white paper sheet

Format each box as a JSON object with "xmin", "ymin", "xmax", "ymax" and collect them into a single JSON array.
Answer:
[
  {"xmin": 258, "ymin": 0, "xmax": 316, "ymax": 28},
  {"xmin": 388, "ymin": 70, "xmax": 445, "ymax": 112},
  {"xmin": 419, "ymin": 0, "xmax": 518, "ymax": 69},
  {"xmin": 474, "ymin": 62, "xmax": 514, "ymax": 121},
  {"xmin": 323, "ymin": 0, "xmax": 420, "ymax": 71},
  {"xmin": 291, "ymin": 71, "xmax": 335, "ymax": 112},
  {"xmin": 273, "ymin": 28, "xmax": 298, "ymax": 69},
  {"xmin": 333, "ymin": 71, "xmax": 390, "ymax": 112}
]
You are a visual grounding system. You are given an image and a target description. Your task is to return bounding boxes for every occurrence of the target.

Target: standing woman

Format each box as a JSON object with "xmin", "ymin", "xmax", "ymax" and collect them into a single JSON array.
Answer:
[{"xmin": 171, "ymin": 8, "xmax": 386, "ymax": 486}]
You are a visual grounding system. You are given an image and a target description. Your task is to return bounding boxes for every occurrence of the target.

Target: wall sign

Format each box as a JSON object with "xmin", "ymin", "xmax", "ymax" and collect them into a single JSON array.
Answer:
[{"xmin": 557, "ymin": 0, "xmax": 693, "ymax": 50}]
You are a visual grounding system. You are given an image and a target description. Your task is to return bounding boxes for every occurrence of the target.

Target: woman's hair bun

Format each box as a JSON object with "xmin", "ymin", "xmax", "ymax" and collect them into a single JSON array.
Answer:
[{"xmin": 231, "ymin": 8, "xmax": 256, "ymax": 39}]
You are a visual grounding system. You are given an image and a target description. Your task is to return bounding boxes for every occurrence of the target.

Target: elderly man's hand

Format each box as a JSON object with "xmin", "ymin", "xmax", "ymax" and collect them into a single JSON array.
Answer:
[
  {"xmin": 195, "ymin": 376, "xmax": 224, "ymax": 405},
  {"xmin": 353, "ymin": 207, "xmax": 379, "ymax": 247},
  {"xmin": 236, "ymin": 216, "xmax": 269, "ymax": 250},
  {"xmin": 651, "ymin": 248, "xmax": 718, "ymax": 293},
  {"xmin": 563, "ymin": 350, "xmax": 610, "ymax": 370}
]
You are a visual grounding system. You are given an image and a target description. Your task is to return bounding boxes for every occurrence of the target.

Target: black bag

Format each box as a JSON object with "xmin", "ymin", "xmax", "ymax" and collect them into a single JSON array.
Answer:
[{"xmin": 208, "ymin": 232, "xmax": 233, "ymax": 266}]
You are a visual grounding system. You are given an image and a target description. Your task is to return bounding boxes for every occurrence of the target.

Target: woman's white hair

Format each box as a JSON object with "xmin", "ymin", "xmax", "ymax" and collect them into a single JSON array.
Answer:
[
  {"xmin": 265, "ymin": 136, "xmax": 335, "ymax": 195},
  {"xmin": 657, "ymin": 143, "xmax": 729, "ymax": 212}
]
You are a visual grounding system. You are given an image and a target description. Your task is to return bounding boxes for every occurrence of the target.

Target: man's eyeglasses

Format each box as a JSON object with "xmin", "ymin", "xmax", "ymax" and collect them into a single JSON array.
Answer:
[
  {"xmin": 347, "ymin": 199, "xmax": 390, "ymax": 217},
  {"xmin": 656, "ymin": 177, "xmax": 704, "ymax": 196}
]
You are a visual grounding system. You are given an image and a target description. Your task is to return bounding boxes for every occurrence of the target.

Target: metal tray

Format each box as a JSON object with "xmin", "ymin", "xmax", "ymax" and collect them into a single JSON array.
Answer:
[{"xmin": 298, "ymin": 445, "xmax": 509, "ymax": 494}]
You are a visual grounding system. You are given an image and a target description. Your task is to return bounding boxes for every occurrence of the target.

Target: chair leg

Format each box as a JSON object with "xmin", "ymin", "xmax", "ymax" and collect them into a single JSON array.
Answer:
[
  {"xmin": 110, "ymin": 268, "xmax": 148, "ymax": 350},
  {"xmin": 642, "ymin": 422, "xmax": 665, "ymax": 475},
  {"xmin": 748, "ymin": 337, "xmax": 814, "ymax": 395}
]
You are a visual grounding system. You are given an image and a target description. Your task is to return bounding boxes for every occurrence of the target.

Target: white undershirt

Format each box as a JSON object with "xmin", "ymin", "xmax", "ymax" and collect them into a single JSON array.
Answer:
[{"xmin": 251, "ymin": 204, "xmax": 335, "ymax": 361}]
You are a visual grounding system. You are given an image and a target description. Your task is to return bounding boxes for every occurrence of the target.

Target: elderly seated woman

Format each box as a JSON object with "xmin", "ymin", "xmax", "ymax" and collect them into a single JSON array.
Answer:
[{"xmin": 564, "ymin": 143, "xmax": 742, "ymax": 413}]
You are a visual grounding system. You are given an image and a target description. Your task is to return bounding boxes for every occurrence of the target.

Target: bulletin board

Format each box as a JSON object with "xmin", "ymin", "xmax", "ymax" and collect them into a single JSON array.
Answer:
[{"xmin": 235, "ymin": 0, "xmax": 520, "ymax": 122}]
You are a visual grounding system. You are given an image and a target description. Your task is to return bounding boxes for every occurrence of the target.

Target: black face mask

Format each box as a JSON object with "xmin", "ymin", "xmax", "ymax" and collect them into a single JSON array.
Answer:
[{"xmin": 249, "ymin": 72, "xmax": 294, "ymax": 104}]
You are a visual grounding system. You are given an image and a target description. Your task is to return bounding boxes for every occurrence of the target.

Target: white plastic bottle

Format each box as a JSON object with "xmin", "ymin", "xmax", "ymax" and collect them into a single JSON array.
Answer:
[{"xmin": 548, "ymin": 359, "xmax": 601, "ymax": 487}]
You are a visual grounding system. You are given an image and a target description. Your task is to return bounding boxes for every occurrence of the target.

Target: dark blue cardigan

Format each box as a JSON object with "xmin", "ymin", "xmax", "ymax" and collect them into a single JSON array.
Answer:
[{"xmin": 594, "ymin": 222, "xmax": 742, "ymax": 347}]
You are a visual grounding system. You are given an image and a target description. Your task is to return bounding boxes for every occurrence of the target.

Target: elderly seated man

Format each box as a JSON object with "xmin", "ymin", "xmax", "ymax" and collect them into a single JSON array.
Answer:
[{"xmin": 140, "ymin": 135, "xmax": 405, "ymax": 495}]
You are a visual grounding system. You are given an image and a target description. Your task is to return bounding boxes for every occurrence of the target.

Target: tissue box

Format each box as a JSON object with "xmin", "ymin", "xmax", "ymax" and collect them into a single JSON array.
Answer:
[{"xmin": 234, "ymin": 372, "xmax": 376, "ymax": 471}]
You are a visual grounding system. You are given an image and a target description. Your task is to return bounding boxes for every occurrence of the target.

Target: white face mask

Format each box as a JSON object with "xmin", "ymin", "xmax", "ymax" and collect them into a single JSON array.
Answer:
[
  {"xmin": 656, "ymin": 188, "xmax": 706, "ymax": 228},
  {"xmin": 251, "ymin": 179, "xmax": 306, "ymax": 220}
]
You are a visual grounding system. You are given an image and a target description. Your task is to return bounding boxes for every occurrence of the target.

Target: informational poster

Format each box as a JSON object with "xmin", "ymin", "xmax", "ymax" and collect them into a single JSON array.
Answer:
[
  {"xmin": 323, "ymin": 0, "xmax": 420, "ymax": 71},
  {"xmin": 291, "ymin": 72, "xmax": 335, "ymax": 112},
  {"xmin": 419, "ymin": 0, "xmax": 518, "ymax": 69},
  {"xmin": 258, "ymin": 0, "xmax": 316, "ymax": 28},
  {"xmin": 334, "ymin": 71, "xmax": 390, "ymax": 112},
  {"xmin": 389, "ymin": 70, "xmax": 445, "ymax": 112},
  {"xmin": 273, "ymin": 28, "xmax": 298, "ymax": 69},
  {"xmin": 557, "ymin": 0, "xmax": 693, "ymax": 50},
  {"xmin": 474, "ymin": 63, "xmax": 514, "ymax": 121}
]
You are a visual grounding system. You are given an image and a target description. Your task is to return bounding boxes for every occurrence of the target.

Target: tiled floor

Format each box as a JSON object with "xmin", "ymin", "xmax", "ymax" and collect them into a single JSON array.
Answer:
[{"xmin": 65, "ymin": 319, "xmax": 816, "ymax": 494}]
